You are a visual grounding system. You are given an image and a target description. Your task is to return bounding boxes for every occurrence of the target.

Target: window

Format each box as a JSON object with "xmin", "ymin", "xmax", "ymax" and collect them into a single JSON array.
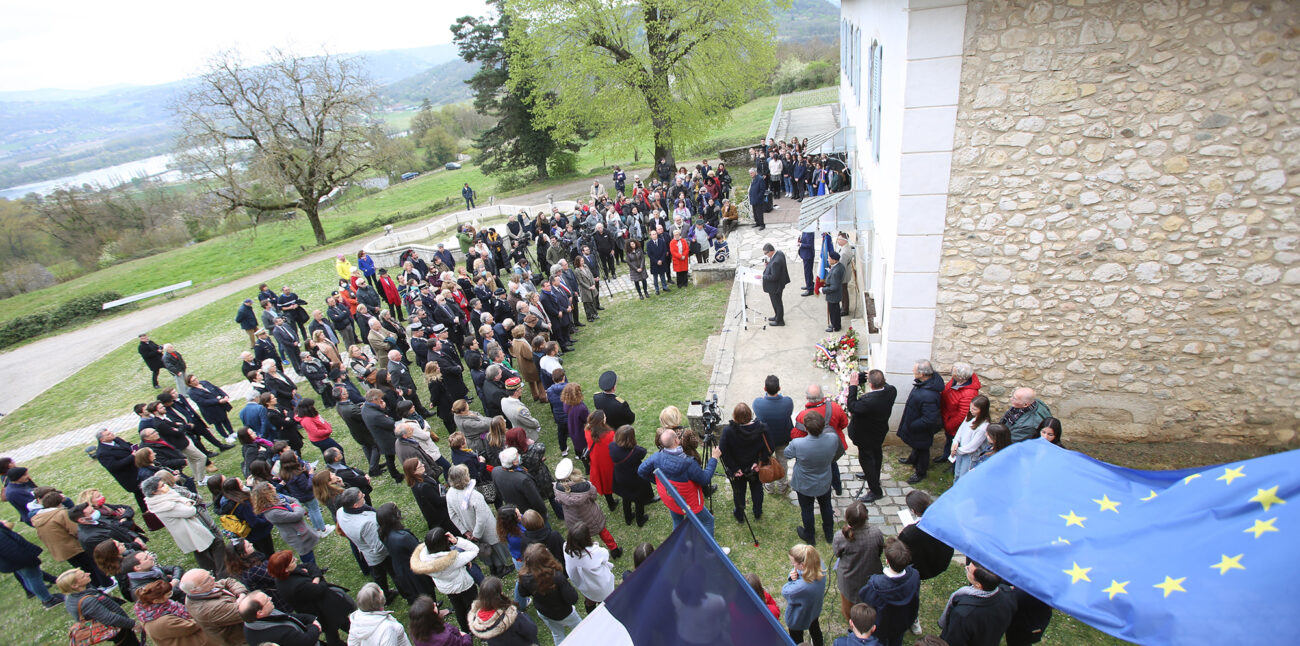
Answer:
[
  {"xmin": 869, "ymin": 41, "xmax": 882, "ymax": 162},
  {"xmin": 852, "ymin": 28, "xmax": 861, "ymax": 105}
]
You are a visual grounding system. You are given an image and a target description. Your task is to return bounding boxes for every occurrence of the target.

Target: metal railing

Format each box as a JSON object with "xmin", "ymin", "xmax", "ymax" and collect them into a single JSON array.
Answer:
[{"xmin": 766, "ymin": 87, "xmax": 842, "ymax": 143}]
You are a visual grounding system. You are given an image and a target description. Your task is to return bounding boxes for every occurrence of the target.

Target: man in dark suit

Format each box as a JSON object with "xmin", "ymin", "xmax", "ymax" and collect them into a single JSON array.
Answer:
[
  {"xmin": 252, "ymin": 330, "xmax": 281, "ymax": 373},
  {"xmin": 797, "ymin": 231, "xmax": 815, "ymax": 296},
  {"xmin": 361, "ymin": 390, "xmax": 402, "ymax": 482},
  {"xmin": 433, "ymin": 338, "xmax": 470, "ymax": 403},
  {"xmin": 593, "ymin": 370, "xmax": 635, "ymax": 429},
  {"xmin": 433, "ymin": 243, "xmax": 456, "ymax": 270},
  {"xmin": 482, "ymin": 364, "xmax": 507, "ymax": 418},
  {"xmin": 761, "ymin": 242, "xmax": 790, "ymax": 326},
  {"xmin": 308, "ymin": 309, "xmax": 338, "ymax": 346},
  {"xmin": 747, "ymin": 168, "xmax": 767, "ymax": 230},
  {"xmin": 270, "ymin": 317, "xmax": 302, "ymax": 373},
  {"xmin": 137, "ymin": 334, "xmax": 166, "ymax": 388},
  {"xmin": 823, "ymin": 250, "xmax": 846, "ymax": 332},
  {"xmin": 846, "ymin": 369, "xmax": 899, "ymax": 503},
  {"xmin": 94, "ymin": 429, "xmax": 146, "ymax": 511},
  {"xmin": 386, "ymin": 350, "xmax": 433, "ymax": 418}
]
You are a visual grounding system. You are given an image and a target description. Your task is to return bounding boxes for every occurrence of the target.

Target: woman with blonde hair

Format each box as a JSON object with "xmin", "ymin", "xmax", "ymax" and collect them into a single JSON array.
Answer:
[
  {"xmin": 446, "ymin": 464, "xmax": 511, "ymax": 577},
  {"xmin": 311, "ymin": 330, "xmax": 341, "ymax": 366},
  {"xmin": 655, "ymin": 405, "xmax": 700, "ymax": 459},
  {"xmin": 452, "ymin": 399, "xmax": 491, "ymax": 454},
  {"xmin": 782, "ymin": 543, "xmax": 827, "ymax": 645},
  {"xmin": 250, "ymin": 482, "xmax": 319, "ymax": 565},
  {"xmin": 482, "ymin": 416, "xmax": 508, "ymax": 473}
]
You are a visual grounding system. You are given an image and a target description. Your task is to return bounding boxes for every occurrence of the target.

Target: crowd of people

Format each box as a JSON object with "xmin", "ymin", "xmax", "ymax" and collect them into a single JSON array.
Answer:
[{"xmin": 1, "ymin": 152, "xmax": 1065, "ymax": 646}]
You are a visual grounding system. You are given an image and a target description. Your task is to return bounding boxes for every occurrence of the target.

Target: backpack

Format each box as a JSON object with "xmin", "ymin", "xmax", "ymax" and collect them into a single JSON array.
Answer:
[{"xmin": 219, "ymin": 502, "xmax": 251, "ymax": 538}]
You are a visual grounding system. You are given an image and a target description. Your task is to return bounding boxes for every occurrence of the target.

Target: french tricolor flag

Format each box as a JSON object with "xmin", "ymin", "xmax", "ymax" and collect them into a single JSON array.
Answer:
[{"xmin": 564, "ymin": 469, "xmax": 795, "ymax": 645}]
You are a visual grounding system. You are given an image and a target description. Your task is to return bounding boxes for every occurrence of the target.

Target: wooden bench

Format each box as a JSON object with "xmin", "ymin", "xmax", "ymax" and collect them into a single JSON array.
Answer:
[{"xmin": 101, "ymin": 280, "xmax": 193, "ymax": 310}]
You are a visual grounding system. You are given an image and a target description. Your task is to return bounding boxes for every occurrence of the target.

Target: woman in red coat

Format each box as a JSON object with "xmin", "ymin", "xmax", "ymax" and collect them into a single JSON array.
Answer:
[
  {"xmin": 668, "ymin": 230, "xmax": 691, "ymax": 289},
  {"xmin": 584, "ymin": 410, "xmax": 619, "ymax": 511},
  {"xmin": 377, "ymin": 269, "xmax": 404, "ymax": 319},
  {"xmin": 939, "ymin": 362, "xmax": 981, "ymax": 462}
]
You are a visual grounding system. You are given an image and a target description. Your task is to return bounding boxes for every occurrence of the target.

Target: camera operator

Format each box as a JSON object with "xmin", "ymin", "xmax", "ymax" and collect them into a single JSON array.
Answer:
[{"xmin": 637, "ymin": 429, "xmax": 726, "ymax": 549}]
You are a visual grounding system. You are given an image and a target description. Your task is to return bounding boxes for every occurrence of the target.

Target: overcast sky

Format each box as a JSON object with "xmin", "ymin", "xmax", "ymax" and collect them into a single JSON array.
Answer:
[{"xmin": 0, "ymin": 0, "xmax": 491, "ymax": 92}]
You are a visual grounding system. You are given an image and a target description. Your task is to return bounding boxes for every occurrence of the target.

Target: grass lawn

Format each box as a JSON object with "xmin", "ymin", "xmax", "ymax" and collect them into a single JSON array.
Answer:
[{"xmin": 0, "ymin": 281, "xmax": 1133, "ymax": 645}]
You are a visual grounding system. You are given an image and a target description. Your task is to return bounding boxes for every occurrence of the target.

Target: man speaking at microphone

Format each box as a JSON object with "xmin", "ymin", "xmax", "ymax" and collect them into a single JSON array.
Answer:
[{"xmin": 761, "ymin": 242, "xmax": 790, "ymax": 327}]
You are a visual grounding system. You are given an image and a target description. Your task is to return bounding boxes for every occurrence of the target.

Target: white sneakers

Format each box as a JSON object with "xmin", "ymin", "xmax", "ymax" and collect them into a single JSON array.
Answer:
[{"xmin": 318, "ymin": 524, "xmax": 336, "ymax": 538}]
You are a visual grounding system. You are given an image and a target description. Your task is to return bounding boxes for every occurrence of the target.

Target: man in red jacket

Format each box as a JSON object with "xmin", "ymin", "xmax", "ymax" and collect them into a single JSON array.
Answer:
[{"xmin": 793, "ymin": 383, "xmax": 848, "ymax": 496}]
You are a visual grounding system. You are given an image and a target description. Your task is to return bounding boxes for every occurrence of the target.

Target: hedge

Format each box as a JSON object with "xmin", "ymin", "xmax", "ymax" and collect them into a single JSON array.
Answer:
[{"xmin": 0, "ymin": 291, "xmax": 122, "ymax": 350}]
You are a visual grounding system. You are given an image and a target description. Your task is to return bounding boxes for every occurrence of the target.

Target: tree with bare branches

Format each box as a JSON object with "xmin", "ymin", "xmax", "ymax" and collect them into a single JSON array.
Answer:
[{"xmin": 174, "ymin": 49, "xmax": 395, "ymax": 246}]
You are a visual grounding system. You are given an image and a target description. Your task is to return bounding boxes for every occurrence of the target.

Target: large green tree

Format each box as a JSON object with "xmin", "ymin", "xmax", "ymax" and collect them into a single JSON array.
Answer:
[
  {"xmin": 508, "ymin": 0, "xmax": 784, "ymax": 171},
  {"xmin": 452, "ymin": 0, "xmax": 576, "ymax": 180}
]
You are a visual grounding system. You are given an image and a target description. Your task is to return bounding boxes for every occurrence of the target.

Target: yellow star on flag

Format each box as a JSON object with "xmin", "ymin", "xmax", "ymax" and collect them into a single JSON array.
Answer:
[
  {"xmin": 1243, "ymin": 517, "xmax": 1278, "ymax": 539},
  {"xmin": 1060, "ymin": 510, "xmax": 1087, "ymax": 528},
  {"xmin": 1183, "ymin": 473, "xmax": 1202, "ymax": 485},
  {"xmin": 1210, "ymin": 554, "xmax": 1245, "ymax": 575},
  {"xmin": 1102, "ymin": 580, "xmax": 1129, "ymax": 600},
  {"xmin": 1249, "ymin": 486, "xmax": 1285, "ymax": 512},
  {"xmin": 1154, "ymin": 576, "xmax": 1186, "ymax": 598},
  {"xmin": 1093, "ymin": 495, "xmax": 1121, "ymax": 513},
  {"xmin": 1140, "ymin": 490, "xmax": 1158, "ymax": 502},
  {"xmin": 1063, "ymin": 562, "xmax": 1092, "ymax": 584},
  {"xmin": 1216, "ymin": 466, "xmax": 1246, "ymax": 485}
]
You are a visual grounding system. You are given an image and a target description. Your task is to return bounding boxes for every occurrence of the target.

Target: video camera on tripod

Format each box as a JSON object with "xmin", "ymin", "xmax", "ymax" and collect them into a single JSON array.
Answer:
[{"xmin": 688, "ymin": 394, "xmax": 723, "ymax": 460}]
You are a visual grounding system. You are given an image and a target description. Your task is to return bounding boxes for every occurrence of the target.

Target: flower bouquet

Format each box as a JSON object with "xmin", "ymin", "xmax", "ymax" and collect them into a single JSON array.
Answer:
[{"xmin": 811, "ymin": 327, "xmax": 862, "ymax": 405}]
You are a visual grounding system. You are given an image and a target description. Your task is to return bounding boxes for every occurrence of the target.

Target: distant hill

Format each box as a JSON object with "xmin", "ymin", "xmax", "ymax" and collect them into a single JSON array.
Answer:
[
  {"xmin": 775, "ymin": 0, "xmax": 841, "ymax": 42},
  {"xmin": 0, "ymin": 44, "xmax": 474, "ymax": 191},
  {"xmin": 379, "ymin": 58, "xmax": 478, "ymax": 107}
]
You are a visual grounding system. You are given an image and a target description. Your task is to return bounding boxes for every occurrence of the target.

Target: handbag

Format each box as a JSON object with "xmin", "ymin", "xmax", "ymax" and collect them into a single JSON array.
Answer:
[
  {"xmin": 756, "ymin": 435, "xmax": 786, "ymax": 484},
  {"xmin": 475, "ymin": 477, "xmax": 498, "ymax": 504},
  {"xmin": 68, "ymin": 596, "xmax": 121, "ymax": 646}
]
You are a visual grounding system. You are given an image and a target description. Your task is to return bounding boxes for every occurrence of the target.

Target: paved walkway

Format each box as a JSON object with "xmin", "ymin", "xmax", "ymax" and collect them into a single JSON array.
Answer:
[
  {"xmin": 0, "ymin": 170, "xmax": 649, "ymax": 418},
  {"xmin": 773, "ymin": 103, "xmax": 840, "ymax": 144},
  {"xmin": 705, "ymin": 193, "xmax": 919, "ymax": 536}
]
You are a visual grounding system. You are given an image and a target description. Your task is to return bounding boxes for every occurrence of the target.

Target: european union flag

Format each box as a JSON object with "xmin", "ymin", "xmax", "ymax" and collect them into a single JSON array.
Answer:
[{"xmin": 920, "ymin": 440, "xmax": 1298, "ymax": 645}]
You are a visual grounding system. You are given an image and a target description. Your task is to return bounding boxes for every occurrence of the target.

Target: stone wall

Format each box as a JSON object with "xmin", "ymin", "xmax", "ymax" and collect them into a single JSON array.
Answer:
[{"xmin": 932, "ymin": 0, "xmax": 1299, "ymax": 445}]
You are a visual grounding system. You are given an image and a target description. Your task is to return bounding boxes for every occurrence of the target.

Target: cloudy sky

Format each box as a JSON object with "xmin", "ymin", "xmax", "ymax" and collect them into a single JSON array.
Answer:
[{"xmin": 0, "ymin": 0, "xmax": 491, "ymax": 91}]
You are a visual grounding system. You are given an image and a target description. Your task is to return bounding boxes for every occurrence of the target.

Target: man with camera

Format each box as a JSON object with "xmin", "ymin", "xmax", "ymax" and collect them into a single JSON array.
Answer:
[
  {"xmin": 846, "ymin": 369, "xmax": 898, "ymax": 503},
  {"xmin": 638, "ymin": 430, "xmax": 726, "ymax": 551}
]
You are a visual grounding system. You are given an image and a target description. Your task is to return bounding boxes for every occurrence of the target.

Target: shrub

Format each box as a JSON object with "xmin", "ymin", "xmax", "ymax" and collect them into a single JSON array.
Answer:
[{"xmin": 0, "ymin": 291, "xmax": 121, "ymax": 350}]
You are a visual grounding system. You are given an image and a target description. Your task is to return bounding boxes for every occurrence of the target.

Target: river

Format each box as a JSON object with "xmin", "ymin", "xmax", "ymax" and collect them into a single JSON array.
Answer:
[{"xmin": 0, "ymin": 153, "xmax": 181, "ymax": 200}]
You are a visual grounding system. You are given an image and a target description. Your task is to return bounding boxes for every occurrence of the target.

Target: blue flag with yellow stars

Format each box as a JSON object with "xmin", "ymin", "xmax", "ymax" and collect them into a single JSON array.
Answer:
[{"xmin": 919, "ymin": 440, "xmax": 1298, "ymax": 645}]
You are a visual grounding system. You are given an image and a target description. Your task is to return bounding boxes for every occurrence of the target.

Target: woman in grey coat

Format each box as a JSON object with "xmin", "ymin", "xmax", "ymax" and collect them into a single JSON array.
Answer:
[
  {"xmin": 626, "ymin": 239, "xmax": 649, "ymax": 299},
  {"xmin": 574, "ymin": 256, "xmax": 599, "ymax": 322},
  {"xmin": 57, "ymin": 569, "xmax": 141, "ymax": 645},
  {"xmin": 785, "ymin": 410, "xmax": 840, "ymax": 546},
  {"xmin": 251, "ymin": 482, "xmax": 321, "ymax": 564}
]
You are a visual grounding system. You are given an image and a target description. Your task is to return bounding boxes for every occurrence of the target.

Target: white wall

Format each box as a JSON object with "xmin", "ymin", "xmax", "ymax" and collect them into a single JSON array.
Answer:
[{"xmin": 840, "ymin": 0, "xmax": 967, "ymax": 419}]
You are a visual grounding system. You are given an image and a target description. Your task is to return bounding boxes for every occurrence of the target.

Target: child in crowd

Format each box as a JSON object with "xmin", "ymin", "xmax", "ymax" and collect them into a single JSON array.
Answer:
[
  {"xmin": 782, "ymin": 543, "xmax": 827, "ymax": 646},
  {"xmin": 858, "ymin": 540, "xmax": 921, "ymax": 646},
  {"xmin": 833, "ymin": 603, "xmax": 882, "ymax": 646}
]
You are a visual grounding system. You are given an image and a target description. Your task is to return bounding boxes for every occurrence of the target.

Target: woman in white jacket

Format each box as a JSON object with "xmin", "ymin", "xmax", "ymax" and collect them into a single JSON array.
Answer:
[
  {"xmin": 410, "ymin": 528, "xmax": 480, "ymax": 633},
  {"xmin": 562, "ymin": 521, "xmax": 614, "ymax": 612},
  {"xmin": 141, "ymin": 475, "xmax": 225, "ymax": 575},
  {"xmin": 348, "ymin": 582, "xmax": 413, "ymax": 646},
  {"xmin": 446, "ymin": 465, "xmax": 511, "ymax": 577},
  {"xmin": 949, "ymin": 395, "xmax": 991, "ymax": 481}
]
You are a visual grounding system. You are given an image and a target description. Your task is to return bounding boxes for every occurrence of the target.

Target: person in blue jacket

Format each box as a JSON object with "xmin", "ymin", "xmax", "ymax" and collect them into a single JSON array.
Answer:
[
  {"xmin": 357, "ymin": 250, "xmax": 378, "ymax": 291},
  {"xmin": 235, "ymin": 298, "xmax": 259, "ymax": 348},
  {"xmin": 833, "ymin": 603, "xmax": 883, "ymax": 646},
  {"xmin": 747, "ymin": 168, "xmax": 768, "ymax": 230},
  {"xmin": 782, "ymin": 543, "xmax": 827, "ymax": 645},
  {"xmin": 798, "ymin": 231, "xmax": 816, "ymax": 295},
  {"xmin": 858, "ymin": 540, "xmax": 921, "ymax": 646},
  {"xmin": 0, "ymin": 518, "xmax": 65, "ymax": 609},
  {"xmin": 240, "ymin": 398, "xmax": 276, "ymax": 441}
]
